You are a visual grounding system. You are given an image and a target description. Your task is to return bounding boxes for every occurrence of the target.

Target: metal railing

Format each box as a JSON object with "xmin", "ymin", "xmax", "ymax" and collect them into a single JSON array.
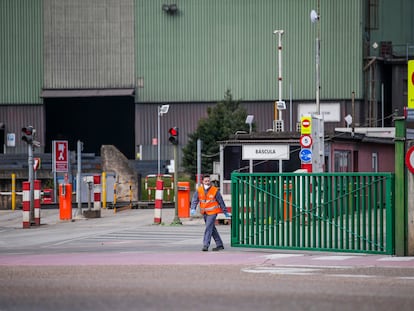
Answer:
[{"xmin": 231, "ymin": 172, "xmax": 394, "ymax": 254}]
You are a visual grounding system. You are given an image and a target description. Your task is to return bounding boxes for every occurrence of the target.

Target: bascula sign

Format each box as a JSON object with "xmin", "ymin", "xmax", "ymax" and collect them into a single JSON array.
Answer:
[{"xmin": 242, "ymin": 144, "xmax": 290, "ymax": 160}]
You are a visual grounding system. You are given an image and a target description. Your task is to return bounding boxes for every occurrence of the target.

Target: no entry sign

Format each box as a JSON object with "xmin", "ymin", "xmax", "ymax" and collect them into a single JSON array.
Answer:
[
  {"xmin": 406, "ymin": 146, "xmax": 414, "ymax": 174},
  {"xmin": 301, "ymin": 116, "xmax": 312, "ymax": 134}
]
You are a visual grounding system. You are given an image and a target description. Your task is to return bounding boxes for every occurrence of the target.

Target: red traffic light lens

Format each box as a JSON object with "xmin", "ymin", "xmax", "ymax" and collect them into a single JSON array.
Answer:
[
  {"xmin": 22, "ymin": 126, "xmax": 33, "ymax": 135},
  {"xmin": 168, "ymin": 127, "xmax": 178, "ymax": 136}
]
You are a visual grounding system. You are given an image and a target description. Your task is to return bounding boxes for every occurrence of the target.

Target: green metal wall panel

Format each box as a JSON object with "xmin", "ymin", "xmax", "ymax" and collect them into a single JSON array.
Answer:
[
  {"xmin": 135, "ymin": 0, "xmax": 364, "ymax": 103},
  {"xmin": 369, "ymin": 0, "xmax": 414, "ymax": 57},
  {"xmin": 0, "ymin": 0, "xmax": 43, "ymax": 104}
]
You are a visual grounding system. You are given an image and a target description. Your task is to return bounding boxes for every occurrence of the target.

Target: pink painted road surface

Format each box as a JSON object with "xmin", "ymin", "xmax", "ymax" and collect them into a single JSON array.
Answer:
[{"xmin": 1, "ymin": 251, "xmax": 414, "ymax": 268}]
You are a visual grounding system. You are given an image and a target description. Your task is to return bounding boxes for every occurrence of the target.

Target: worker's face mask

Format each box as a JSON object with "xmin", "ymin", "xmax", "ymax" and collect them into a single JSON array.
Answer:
[{"xmin": 203, "ymin": 179, "xmax": 211, "ymax": 190}]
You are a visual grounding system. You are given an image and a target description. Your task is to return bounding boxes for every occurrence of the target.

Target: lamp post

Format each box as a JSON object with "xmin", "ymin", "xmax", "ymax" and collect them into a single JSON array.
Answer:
[
  {"xmin": 157, "ymin": 105, "xmax": 170, "ymax": 176},
  {"xmin": 310, "ymin": 1, "xmax": 324, "ymax": 173},
  {"xmin": 273, "ymin": 29, "xmax": 285, "ymax": 132}
]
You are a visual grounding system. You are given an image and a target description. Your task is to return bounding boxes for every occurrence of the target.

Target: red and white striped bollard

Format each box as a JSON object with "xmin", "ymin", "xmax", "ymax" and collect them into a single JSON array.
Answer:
[
  {"xmin": 93, "ymin": 175, "xmax": 101, "ymax": 210},
  {"xmin": 154, "ymin": 179, "xmax": 164, "ymax": 224},
  {"xmin": 34, "ymin": 180, "xmax": 41, "ymax": 226},
  {"xmin": 22, "ymin": 181, "xmax": 30, "ymax": 229}
]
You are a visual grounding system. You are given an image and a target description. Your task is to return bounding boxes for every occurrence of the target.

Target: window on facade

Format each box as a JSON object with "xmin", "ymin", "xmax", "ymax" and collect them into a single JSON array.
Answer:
[
  {"xmin": 334, "ymin": 150, "xmax": 351, "ymax": 172},
  {"xmin": 368, "ymin": 0, "xmax": 379, "ymax": 30}
]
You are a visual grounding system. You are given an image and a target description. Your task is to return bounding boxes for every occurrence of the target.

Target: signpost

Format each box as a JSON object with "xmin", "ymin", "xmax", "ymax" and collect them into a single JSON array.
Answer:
[{"xmin": 300, "ymin": 116, "xmax": 313, "ymax": 171}]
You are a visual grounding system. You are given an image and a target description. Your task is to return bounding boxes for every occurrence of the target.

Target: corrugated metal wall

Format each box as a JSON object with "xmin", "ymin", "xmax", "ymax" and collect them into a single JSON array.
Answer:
[
  {"xmin": 0, "ymin": 105, "xmax": 44, "ymax": 154},
  {"xmin": 136, "ymin": 101, "xmax": 277, "ymax": 160},
  {"xmin": 135, "ymin": 0, "xmax": 364, "ymax": 103},
  {"xmin": 0, "ymin": 0, "xmax": 43, "ymax": 104},
  {"xmin": 134, "ymin": 98, "xmax": 347, "ymax": 161},
  {"xmin": 43, "ymin": 0, "xmax": 135, "ymax": 89}
]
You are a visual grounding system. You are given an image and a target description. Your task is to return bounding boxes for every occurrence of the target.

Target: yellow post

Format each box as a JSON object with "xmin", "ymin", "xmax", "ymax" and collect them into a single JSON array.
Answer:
[
  {"xmin": 11, "ymin": 173, "xmax": 16, "ymax": 210},
  {"xmin": 102, "ymin": 172, "xmax": 107, "ymax": 209}
]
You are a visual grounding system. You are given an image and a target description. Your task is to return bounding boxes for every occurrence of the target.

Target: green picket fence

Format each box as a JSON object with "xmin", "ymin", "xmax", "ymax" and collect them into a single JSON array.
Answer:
[{"xmin": 231, "ymin": 172, "xmax": 394, "ymax": 254}]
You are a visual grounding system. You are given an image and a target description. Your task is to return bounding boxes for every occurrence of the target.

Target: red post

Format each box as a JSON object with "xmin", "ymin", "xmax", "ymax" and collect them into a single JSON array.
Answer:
[
  {"xmin": 154, "ymin": 179, "xmax": 164, "ymax": 224},
  {"xmin": 34, "ymin": 180, "xmax": 41, "ymax": 226},
  {"xmin": 22, "ymin": 182, "xmax": 30, "ymax": 229}
]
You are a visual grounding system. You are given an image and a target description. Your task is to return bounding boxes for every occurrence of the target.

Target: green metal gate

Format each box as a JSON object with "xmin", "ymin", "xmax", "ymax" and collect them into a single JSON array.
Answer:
[{"xmin": 231, "ymin": 172, "xmax": 395, "ymax": 254}]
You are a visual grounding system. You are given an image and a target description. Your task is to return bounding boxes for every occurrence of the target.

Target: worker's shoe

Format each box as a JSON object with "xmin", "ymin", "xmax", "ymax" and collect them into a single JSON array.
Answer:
[
  {"xmin": 212, "ymin": 245, "xmax": 224, "ymax": 251},
  {"xmin": 202, "ymin": 246, "xmax": 208, "ymax": 251}
]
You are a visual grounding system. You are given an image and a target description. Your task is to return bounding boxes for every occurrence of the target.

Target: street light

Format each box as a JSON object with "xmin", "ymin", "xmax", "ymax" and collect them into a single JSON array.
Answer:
[
  {"xmin": 310, "ymin": 1, "xmax": 324, "ymax": 173},
  {"xmin": 273, "ymin": 29, "xmax": 285, "ymax": 132},
  {"xmin": 245, "ymin": 115, "xmax": 254, "ymax": 134},
  {"xmin": 157, "ymin": 104, "xmax": 170, "ymax": 176}
]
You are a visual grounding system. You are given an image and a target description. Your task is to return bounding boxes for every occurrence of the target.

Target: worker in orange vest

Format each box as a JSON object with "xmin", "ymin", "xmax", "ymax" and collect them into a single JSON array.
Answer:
[{"xmin": 190, "ymin": 174, "xmax": 230, "ymax": 251}]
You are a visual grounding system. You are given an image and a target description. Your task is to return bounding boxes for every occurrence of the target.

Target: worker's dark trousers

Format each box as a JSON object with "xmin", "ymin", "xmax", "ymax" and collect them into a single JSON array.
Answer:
[{"xmin": 203, "ymin": 214, "xmax": 223, "ymax": 248}]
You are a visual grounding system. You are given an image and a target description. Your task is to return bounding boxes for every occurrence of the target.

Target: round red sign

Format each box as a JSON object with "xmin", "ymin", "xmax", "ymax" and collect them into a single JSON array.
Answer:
[
  {"xmin": 406, "ymin": 146, "xmax": 414, "ymax": 174},
  {"xmin": 300, "ymin": 135, "xmax": 313, "ymax": 148}
]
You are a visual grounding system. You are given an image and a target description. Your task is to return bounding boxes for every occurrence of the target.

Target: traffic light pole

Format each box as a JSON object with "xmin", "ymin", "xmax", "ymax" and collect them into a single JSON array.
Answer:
[
  {"xmin": 75, "ymin": 140, "xmax": 84, "ymax": 217},
  {"xmin": 171, "ymin": 143, "xmax": 182, "ymax": 225},
  {"xmin": 28, "ymin": 144, "xmax": 34, "ymax": 224}
]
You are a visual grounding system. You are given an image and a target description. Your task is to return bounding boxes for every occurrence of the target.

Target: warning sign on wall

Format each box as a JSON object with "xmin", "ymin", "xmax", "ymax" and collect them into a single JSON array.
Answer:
[{"xmin": 408, "ymin": 60, "xmax": 414, "ymax": 108}]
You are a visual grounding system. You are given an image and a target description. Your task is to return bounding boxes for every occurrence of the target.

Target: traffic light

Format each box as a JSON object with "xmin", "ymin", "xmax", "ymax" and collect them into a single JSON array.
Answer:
[
  {"xmin": 21, "ymin": 126, "xmax": 34, "ymax": 144},
  {"xmin": 168, "ymin": 127, "xmax": 178, "ymax": 145}
]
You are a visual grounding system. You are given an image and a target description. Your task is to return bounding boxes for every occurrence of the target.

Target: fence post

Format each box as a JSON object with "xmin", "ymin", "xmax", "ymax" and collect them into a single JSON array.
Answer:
[{"xmin": 394, "ymin": 117, "xmax": 406, "ymax": 256}]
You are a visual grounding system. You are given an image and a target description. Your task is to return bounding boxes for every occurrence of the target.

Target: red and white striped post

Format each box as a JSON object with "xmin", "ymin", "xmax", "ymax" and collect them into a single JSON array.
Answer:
[
  {"xmin": 154, "ymin": 179, "xmax": 164, "ymax": 224},
  {"xmin": 34, "ymin": 180, "xmax": 41, "ymax": 226},
  {"xmin": 93, "ymin": 175, "xmax": 101, "ymax": 210},
  {"xmin": 22, "ymin": 181, "xmax": 30, "ymax": 229}
]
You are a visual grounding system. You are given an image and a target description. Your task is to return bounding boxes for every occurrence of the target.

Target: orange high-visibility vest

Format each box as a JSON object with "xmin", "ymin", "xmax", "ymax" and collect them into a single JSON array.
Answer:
[{"xmin": 197, "ymin": 186, "xmax": 221, "ymax": 215}]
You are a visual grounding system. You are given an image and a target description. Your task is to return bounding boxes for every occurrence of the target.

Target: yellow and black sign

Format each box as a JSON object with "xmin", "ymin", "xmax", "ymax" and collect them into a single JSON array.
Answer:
[{"xmin": 408, "ymin": 60, "xmax": 414, "ymax": 108}]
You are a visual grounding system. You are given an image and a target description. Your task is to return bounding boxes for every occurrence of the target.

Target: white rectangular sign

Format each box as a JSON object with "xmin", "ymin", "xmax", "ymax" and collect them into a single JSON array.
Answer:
[
  {"xmin": 242, "ymin": 144, "xmax": 290, "ymax": 160},
  {"xmin": 6, "ymin": 133, "xmax": 15, "ymax": 147},
  {"xmin": 298, "ymin": 103, "xmax": 341, "ymax": 122}
]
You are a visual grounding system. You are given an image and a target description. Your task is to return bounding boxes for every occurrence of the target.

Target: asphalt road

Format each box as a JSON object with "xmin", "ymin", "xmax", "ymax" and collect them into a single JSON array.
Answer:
[{"xmin": 0, "ymin": 208, "xmax": 414, "ymax": 311}]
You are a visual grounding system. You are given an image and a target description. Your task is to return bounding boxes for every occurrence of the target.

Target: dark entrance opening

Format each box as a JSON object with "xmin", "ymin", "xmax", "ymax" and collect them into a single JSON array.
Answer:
[
  {"xmin": 44, "ymin": 96, "xmax": 135, "ymax": 159},
  {"xmin": 0, "ymin": 123, "xmax": 4, "ymax": 153}
]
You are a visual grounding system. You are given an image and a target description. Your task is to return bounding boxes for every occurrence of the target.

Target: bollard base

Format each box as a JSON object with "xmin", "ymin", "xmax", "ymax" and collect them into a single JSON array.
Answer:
[{"xmin": 83, "ymin": 210, "xmax": 101, "ymax": 218}]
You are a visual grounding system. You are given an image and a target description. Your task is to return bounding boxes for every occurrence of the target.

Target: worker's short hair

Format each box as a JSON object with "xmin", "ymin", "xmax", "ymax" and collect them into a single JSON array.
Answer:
[{"xmin": 202, "ymin": 174, "xmax": 210, "ymax": 180}]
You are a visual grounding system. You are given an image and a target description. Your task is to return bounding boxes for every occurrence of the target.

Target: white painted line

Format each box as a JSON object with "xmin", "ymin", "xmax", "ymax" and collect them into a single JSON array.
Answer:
[
  {"xmin": 262, "ymin": 254, "xmax": 304, "ymax": 260},
  {"xmin": 396, "ymin": 277, "xmax": 414, "ymax": 280},
  {"xmin": 277, "ymin": 264, "xmax": 354, "ymax": 269},
  {"xmin": 313, "ymin": 256, "xmax": 356, "ymax": 261},
  {"xmin": 242, "ymin": 266, "xmax": 321, "ymax": 275},
  {"xmin": 377, "ymin": 257, "xmax": 414, "ymax": 262},
  {"xmin": 328, "ymin": 274, "xmax": 377, "ymax": 279}
]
